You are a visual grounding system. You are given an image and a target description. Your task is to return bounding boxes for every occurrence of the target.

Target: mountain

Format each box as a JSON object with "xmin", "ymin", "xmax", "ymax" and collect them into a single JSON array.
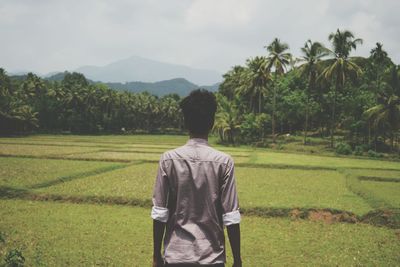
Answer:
[
  {"xmin": 45, "ymin": 71, "xmax": 69, "ymax": 81},
  {"xmin": 106, "ymin": 79, "xmax": 220, "ymax": 96},
  {"xmin": 45, "ymin": 72, "xmax": 219, "ymax": 96},
  {"xmin": 106, "ymin": 78, "xmax": 199, "ymax": 96},
  {"xmin": 75, "ymin": 56, "xmax": 222, "ymax": 85}
]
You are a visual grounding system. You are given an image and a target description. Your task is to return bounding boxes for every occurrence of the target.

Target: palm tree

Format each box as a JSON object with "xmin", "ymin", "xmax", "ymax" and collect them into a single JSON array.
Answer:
[
  {"xmin": 220, "ymin": 65, "xmax": 246, "ymax": 100},
  {"xmin": 321, "ymin": 29, "xmax": 363, "ymax": 147},
  {"xmin": 11, "ymin": 105, "xmax": 39, "ymax": 131},
  {"xmin": 370, "ymin": 42, "xmax": 388, "ymax": 64},
  {"xmin": 237, "ymin": 57, "xmax": 270, "ymax": 114},
  {"xmin": 265, "ymin": 38, "xmax": 292, "ymax": 142},
  {"xmin": 370, "ymin": 42, "xmax": 390, "ymax": 100},
  {"xmin": 0, "ymin": 68, "xmax": 12, "ymax": 114},
  {"xmin": 213, "ymin": 94, "xmax": 240, "ymax": 144},
  {"xmin": 364, "ymin": 90, "xmax": 400, "ymax": 151},
  {"xmin": 299, "ymin": 40, "xmax": 328, "ymax": 144}
]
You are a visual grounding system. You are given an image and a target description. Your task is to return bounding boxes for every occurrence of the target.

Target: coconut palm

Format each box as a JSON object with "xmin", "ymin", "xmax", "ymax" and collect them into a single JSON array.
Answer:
[
  {"xmin": 220, "ymin": 65, "xmax": 246, "ymax": 100},
  {"xmin": 213, "ymin": 94, "xmax": 240, "ymax": 144},
  {"xmin": 265, "ymin": 38, "xmax": 292, "ymax": 142},
  {"xmin": 299, "ymin": 40, "xmax": 329, "ymax": 144},
  {"xmin": 321, "ymin": 29, "xmax": 363, "ymax": 147},
  {"xmin": 237, "ymin": 57, "xmax": 270, "ymax": 114},
  {"xmin": 370, "ymin": 42, "xmax": 391, "ymax": 100},
  {"xmin": 11, "ymin": 105, "xmax": 39, "ymax": 131},
  {"xmin": 370, "ymin": 42, "xmax": 388, "ymax": 64},
  {"xmin": 0, "ymin": 68, "xmax": 12, "ymax": 113},
  {"xmin": 364, "ymin": 90, "xmax": 400, "ymax": 151}
]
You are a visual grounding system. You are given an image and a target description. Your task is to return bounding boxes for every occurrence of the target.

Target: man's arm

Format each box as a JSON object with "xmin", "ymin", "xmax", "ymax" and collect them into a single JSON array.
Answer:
[
  {"xmin": 227, "ymin": 223, "xmax": 242, "ymax": 267},
  {"xmin": 153, "ymin": 220, "xmax": 166, "ymax": 267},
  {"xmin": 221, "ymin": 159, "xmax": 242, "ymax": 266},
  {"xmin": 151, "ymin": 156, "xmax": 169, "ymax": 267}
]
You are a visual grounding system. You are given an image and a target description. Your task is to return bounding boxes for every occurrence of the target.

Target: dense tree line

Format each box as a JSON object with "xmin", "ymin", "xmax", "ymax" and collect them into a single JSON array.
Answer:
[
  {"xmin": 1, "ymin": 29, "xmax": 399, "ymax": 154},
  {"xmin": 215, "ymin": 29, "xmax": 400, "ymax": 153},
  {"xmin": 0, "ymin": 71, "xmax": 182, "ymax": 134}
]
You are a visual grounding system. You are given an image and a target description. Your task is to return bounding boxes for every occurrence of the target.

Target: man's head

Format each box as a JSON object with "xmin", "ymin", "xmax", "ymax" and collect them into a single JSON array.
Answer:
[{"xmin": 180, "ymin": 89, "xmax": 217, "ymax": 136}]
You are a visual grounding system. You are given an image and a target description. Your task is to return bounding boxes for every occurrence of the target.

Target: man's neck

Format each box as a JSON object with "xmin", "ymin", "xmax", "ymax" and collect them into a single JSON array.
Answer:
[{"xmin": 189, "ymin": 133, "xmax": 208, "ymax": 141}]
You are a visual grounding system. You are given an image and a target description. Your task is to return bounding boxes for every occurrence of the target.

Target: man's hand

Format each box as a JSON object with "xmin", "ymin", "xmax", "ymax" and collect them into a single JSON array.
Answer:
[
  {"xmin": 152, "ymin": 254, "xmax": 164, "ymax": 267},
  {"xmin": 153, "ymin": 220, "xmax": 166, "ymax": 267},
  {"xmin": 227, "ymin": 223, "xmax": 242, "ymax": 267}
]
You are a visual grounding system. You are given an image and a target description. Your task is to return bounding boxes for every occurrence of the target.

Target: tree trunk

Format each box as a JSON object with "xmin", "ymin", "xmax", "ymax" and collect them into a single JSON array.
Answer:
[
  {"xmin": 368, "ymin": 121, "xmax": 371, "ymax": 146},
  {"xmin": 304, "ymin": 72, "xmax": 314, "ymax": 145},
  {"xmin": 272, "ymin": 77, "xmax": 277, "ymax": 143},
  {"xmin": 304, "ymin": 94, "xmax": 309, "ymax": 145},
  {"xmin": 219, "ymin": 130, "xmax": 224, "ymax": 142},
  {"xmin": 330, "ymin": 87, "xmax": 336, "ymax": 148},
  {"xmin": 229, "ymin": 130, "xmax": 235, "ymax": 145},
  {"xmin": 390, "ymin": 132, "xmax": 394, "ymax": 152},
  {"xmin": 331, "ymin": 72, "xmax": 340, "ymax": 148}
]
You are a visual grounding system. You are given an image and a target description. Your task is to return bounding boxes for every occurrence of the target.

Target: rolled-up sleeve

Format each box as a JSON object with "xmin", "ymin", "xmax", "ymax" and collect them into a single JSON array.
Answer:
[
  {"xmin": 221, "ymin": 158, "xmax": 241, "ymax": 226},
  {"xmin": 151, "ymin": 155, "xmax": 169, "ymax": 223}
]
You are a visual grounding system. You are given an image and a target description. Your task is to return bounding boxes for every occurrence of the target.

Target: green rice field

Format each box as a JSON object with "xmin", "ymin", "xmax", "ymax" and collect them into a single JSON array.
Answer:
[{"xmin": 0, "ymin": 135, "xmax": 399, "ymax": 266}]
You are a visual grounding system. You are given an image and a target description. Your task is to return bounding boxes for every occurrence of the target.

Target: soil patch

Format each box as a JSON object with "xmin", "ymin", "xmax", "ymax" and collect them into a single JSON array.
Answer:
[{"xmin": 308, "ymin": 210, "xmax": 357, "ymax": 224}]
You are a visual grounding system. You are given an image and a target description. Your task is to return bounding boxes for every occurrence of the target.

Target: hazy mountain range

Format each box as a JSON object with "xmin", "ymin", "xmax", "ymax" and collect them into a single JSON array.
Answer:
[
  {"xmin": 9, "ymin": 56, "xmax": 222, "ymax": 96},
  {"xmin": 44, "ymin": 72, "xmax": 219, "ymax": 96},
  {"xmin": 75, "ymin": 56, "xmax": 222, "ymax": 85}
]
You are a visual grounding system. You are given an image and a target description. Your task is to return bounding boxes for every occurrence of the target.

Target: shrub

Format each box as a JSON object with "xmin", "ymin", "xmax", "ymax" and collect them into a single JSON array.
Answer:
[
  {"xmin": 0, "ymin": 232, "xmax": 5, "ymax": 243},
  {"xmin": 4, "ymin": 249, "xmax": 25, "ymax": 267},
  {"xmin": 239, "ymin": 113, "xmax": 269, "ymax": 144},
  {"xmin": 367, "ymin": 150, "xmax": 383, "ymax": 158},
  {"xmin": 335, "ymin": 142, "xmax": 352, "ymax": 155},
  {"xmin": 276, "ymin": 141, "xmax": 285, "ymax": 150},
  {"xmin": 353, "ymin": 145, "xmax": 364, "ymax": 156}
]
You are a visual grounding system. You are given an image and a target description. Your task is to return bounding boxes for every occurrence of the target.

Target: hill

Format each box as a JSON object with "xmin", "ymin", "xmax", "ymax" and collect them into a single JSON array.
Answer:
[
  {"xmin": 75, "ymin": 55, "xmax": 222, "ymax": 85},
  {"xmin": 44, "ymin": 72, "xmax": 219, "ymax": 96},
  {"xmin": 106, "ymin": 78, "xmax": 199, "ymax": 96}
]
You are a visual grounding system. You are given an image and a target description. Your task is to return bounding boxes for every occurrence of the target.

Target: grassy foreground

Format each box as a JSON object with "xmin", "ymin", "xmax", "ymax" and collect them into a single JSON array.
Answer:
[
  {"xmin": 1, "ymin": 200, "xmax": 399, "ymax": 266},
  {"xmin": 0, "ymin": 134, "xmax": 399, "ymax": 266}
]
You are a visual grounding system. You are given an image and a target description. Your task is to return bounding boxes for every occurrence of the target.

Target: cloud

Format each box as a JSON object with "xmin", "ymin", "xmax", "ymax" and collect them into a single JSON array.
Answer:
[{"xmin": 0, "ymin": 0, "xmax": 399, "ymax": 75}]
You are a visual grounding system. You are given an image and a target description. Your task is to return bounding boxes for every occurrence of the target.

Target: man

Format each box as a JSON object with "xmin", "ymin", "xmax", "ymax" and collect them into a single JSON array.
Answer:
[{"xmin": 151, "ymin": 89, "xmax": 242, "ymax": 267}]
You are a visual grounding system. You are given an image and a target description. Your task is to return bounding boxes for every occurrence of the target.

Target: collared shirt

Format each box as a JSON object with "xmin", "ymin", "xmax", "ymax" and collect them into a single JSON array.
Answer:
[{"xmin": 151, "ymin": 138, "xmax": 241, "ymax": 265}]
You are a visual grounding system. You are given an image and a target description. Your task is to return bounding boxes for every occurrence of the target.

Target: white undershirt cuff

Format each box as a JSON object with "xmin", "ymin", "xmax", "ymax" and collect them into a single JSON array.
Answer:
[
  {"xmin": 223, "ymin": 209, "xmax": 241, "ymax": 226},
  {"xmin": 151, "ymin": 206, "xmax": 169, "ymax": 223}
]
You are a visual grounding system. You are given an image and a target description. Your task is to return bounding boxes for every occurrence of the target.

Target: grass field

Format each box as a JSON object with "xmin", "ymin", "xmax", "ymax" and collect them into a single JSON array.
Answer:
[{"xmin": 0, "ymin": 134, "xmax": 399, "ymax": 266}]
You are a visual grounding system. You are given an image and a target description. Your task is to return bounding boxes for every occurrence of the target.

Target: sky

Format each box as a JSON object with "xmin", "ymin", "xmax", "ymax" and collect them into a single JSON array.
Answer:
[{"xmin": 1, "ymin": 0, "xmax": 399, "ymax": 75}]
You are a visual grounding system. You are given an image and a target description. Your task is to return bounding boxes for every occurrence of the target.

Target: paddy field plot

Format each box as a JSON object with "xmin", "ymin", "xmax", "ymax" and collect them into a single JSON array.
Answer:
[
  {"xmin": 0, "ymin": 157, "xmax": 122, "ymax": 188},
  {"xmin": 254, "ymin": 150, "xmax": 400, "ymax": 170},
  {"xmin": 35, "ymin": 162, "xmax": 156, "ymax": 200},
  {"xmin": 357, "ymin": 180, "xmax": 400, "ymax": 208},
  {"xmin": 346, "ymin": 169, "xmax": 400, "ymax": 179},
  {"xmin": 0, "ymin": 143, "xmax": 98, "ymax": 158},
  {"xmin": 235, "ymin": 168, "xmax": 372, "ymax": 214}
]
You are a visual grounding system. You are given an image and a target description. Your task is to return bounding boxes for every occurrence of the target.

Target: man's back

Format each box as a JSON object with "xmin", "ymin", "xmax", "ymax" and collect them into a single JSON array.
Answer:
[
  {"xmin": 152, "ymin": 138, "xmax": 240, "ymax": 265},
  {"xmin": 152, "ymin": 89, "xmax": 241, "ymax": 267}
]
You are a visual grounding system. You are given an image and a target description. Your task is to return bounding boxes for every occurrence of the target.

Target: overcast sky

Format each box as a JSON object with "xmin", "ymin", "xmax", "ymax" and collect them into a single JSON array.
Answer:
[{"xmin": 1, "ymin": 0, "xmax": 399, "ymax": 75}]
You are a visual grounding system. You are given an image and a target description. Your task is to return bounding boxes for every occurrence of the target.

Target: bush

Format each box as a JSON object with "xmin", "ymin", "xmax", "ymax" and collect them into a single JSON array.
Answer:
[
  {"xmin": 239, "ymin": 113, "xmax": 269, "ymax": 144},
  {"xmin": 4, "ymin": 249, "xmax": 25, "ymax": 267},
  {"xmin": 0, "ymin": 231, "xmax": 4, "ymax": 243},
  {"xmin": 276, "ymin": 141, "xmax": 285, "ymax": 150},
  {"xmin": 353, "ymin": 145, "xmax": 364, "ymax": 156},
  {"xmin": 367, "ymin": 150, "xmax": 383, "ymax": 158},
  {"xmin": 335, "ymin": 142, "xmax": 352, "ymax": 155}
]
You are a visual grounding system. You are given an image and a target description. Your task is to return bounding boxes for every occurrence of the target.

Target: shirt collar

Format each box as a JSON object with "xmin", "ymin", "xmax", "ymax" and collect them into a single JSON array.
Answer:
[{"xmin": 186, "ymin": 138, "xmax": 209, "ymax": 146}]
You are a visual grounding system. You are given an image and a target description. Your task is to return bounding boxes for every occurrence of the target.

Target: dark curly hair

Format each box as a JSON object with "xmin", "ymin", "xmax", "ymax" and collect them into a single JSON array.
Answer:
[{"xmin": 180, "ymin": 89, "xmax": 217, "ymax": 135}]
